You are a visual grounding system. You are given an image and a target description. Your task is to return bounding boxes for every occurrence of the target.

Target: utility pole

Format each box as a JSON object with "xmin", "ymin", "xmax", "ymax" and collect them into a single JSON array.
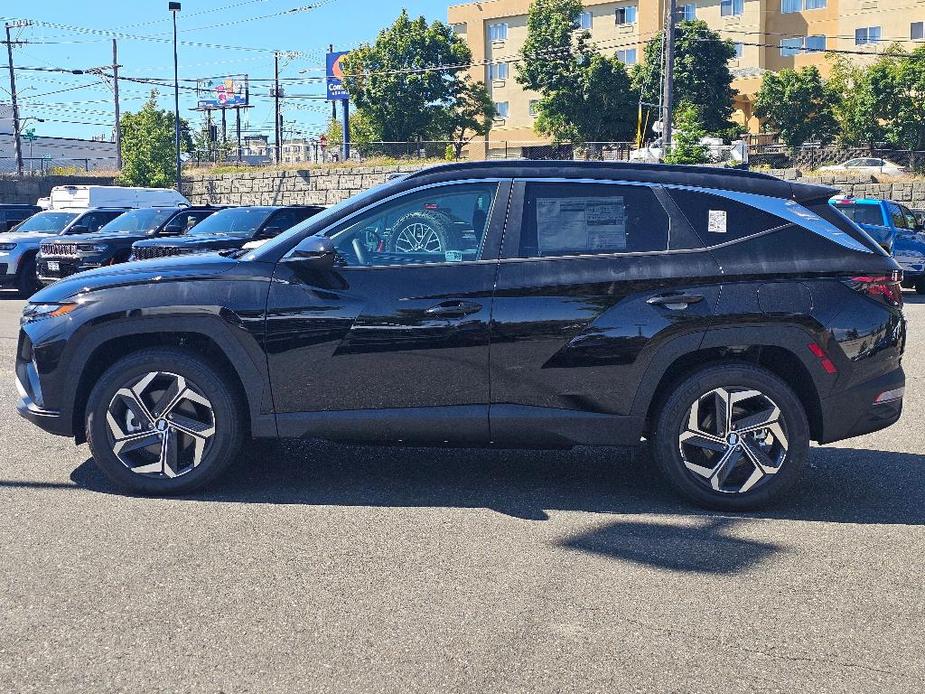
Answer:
[
  {"xmin": 662, "ymin": 0, "xmax": 677, "ymax": 159},
  {"xmin": 4, "ymin": 21, "xmax": 26, "ymax": 177},
  {"xmin": 169, "ymin": 2, "xmax": 182, "ymax": 190},
  {"xmin": 112, "ymin": 39, "xmax": 122, "ymax": 171},
  {"xmin": 274, "ymin": 51, "xmax": 281, "ymax": 164}
]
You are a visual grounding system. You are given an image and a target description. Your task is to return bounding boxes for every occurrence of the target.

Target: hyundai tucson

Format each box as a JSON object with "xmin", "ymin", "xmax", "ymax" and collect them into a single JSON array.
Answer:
[{"xmin": 15, "ymin": 162, "xmax": 906, "ymax": 510}]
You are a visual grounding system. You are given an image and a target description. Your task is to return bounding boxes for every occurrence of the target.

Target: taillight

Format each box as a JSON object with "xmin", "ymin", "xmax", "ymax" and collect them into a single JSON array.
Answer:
[
  {"xmin": 843, "ymin": 273, "xmax": 903, "ymax": 308},
  {"xmin": 808, "ymin": 342, "xmax": 838, "ymax": 374}
]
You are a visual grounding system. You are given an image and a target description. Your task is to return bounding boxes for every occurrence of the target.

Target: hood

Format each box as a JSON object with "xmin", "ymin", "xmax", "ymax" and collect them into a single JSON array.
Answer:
[
  {"xmin": 2, "ymin": 230, "xmax": 59, "ymax": 243},
  {"xmin": 47, "ymin": 230, "xmax": 148, "ymax": 245},
  {"xmin": 30, "ymin": 252, "xmax": 241, "ymax": 302},
  {"xmin": 133, "ymin": 233, "xmax": 249, "ymax": 250}
]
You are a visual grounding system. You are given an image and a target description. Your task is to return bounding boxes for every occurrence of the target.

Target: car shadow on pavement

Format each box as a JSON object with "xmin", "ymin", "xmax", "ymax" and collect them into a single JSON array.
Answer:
[
  {"xmin": 43, "ymin": 443, "xmax": 924, "ymax": 574},
  {"xmin": 66, "ymin": 441, "xmax": 925, "ymax": 526}
]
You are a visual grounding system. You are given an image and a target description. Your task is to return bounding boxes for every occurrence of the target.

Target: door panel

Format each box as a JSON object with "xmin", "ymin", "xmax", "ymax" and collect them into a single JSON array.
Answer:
[
  {"xmin": 265, "ymin": 181, "xmax": 510, "ymax": 445},
  {"xmin": 489, "ymin": 180, "xmax": 722, "ymax": 446}
]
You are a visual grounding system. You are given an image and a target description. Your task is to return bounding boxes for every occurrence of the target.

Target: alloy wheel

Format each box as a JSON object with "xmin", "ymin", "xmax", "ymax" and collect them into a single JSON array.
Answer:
[
  {"xmin": 393, "ymin": 222, "xmax": 444, "ymax": 253},
  {"xmin": 678, "ymin": 387, "xmax": 789, "ymax": 494},
  {"xmin": 105, "ymin": 371, "xmax": 216, "ymax": 479}
]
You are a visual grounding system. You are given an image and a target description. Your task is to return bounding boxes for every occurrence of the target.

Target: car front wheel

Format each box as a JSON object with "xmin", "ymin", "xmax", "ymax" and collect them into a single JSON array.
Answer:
[
  {"xmin": 650, "ymin": 363, "xmax": 810, "ymax": 510},
  {"xmin": 86, "ymin": 348, "xmax": 244, "ymax": 495}
]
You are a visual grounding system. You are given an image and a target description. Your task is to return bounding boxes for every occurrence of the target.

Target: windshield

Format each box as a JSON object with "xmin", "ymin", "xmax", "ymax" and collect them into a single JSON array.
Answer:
[
  {"xmin": 187, "ymin": 207, "xmax": 275, "ymax": 237},
  {"xmin": 13, "ymin": 211, "xmax": 78, "ymax": 233},
  {"xmin": 96, "ymin": 207, "xmax": 178, "ymax": 234},
  {"xmin": 246, "ymin": 177, "xmax": 408, "ymax": 260},
  {"xmin": 835, "ymin": 204, "xmax": 886, "ymax": 227}
]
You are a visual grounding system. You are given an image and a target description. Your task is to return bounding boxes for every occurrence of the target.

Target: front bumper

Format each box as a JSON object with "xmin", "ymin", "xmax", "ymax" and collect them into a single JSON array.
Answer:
[
  {"xmin": 818, "ymin": 366, "xmax": 905, "ymax": 443},
  {"xmin": 36, "ymin": 256, "xmax": 102, "ymax": 284},
  {"xmin": 14, "ymin": 334, "xmax": 72, "ymax": 437}
]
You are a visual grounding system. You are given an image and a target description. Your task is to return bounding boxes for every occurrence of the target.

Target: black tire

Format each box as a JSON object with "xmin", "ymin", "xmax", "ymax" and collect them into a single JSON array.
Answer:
[
  {"xmin": 85, "ymin": 348, "xmax": 244, "ymax": 495},
  {"xmin": 15, "ymin": 253, "xmax": 40, "ymax": 298},
  {"xmin": 386, "ymin": 210, "xmax": 458, "ymax": 255},
  {"xmin": 915, "ymin": 280, "xmax": 925, "ymax": 295},
  {"xmin": 649, "ymin": 362, "xmax": 810, "ymax": 511}
]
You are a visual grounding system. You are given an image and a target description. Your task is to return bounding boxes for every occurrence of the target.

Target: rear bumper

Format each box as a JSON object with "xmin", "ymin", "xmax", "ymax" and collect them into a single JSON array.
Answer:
[{"xmin": 818, "ymin": 366, "xmax": 904, "ymax": 444}]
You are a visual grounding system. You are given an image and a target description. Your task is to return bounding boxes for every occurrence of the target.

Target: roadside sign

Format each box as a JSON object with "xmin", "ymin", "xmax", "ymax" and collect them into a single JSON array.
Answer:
[
  {"xmin": 326, "ymin": 51, "xmax": 349, "ymax": 101},
  {"xmin": 23, "ymin": 128, "xmax": 37, "ymax": 143},
  {"xmin": 197, "ymin": 75, "xmax": 249, "ymax": 110}
]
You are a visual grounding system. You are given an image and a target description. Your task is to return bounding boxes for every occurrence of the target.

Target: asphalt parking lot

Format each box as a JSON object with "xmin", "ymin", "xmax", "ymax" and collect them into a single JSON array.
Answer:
[{"xmin": 1, "ymin": 291, "xmax": 923, "ymax": 693}]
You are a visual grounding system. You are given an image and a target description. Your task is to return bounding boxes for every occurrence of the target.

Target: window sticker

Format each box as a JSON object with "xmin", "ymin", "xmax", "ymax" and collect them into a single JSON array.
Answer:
[
  {"xmin": 708, "ymin": 209, "xmax": 727, "ymax": 233},
  {"xmin": 537, "ymin": 197, "xmax": 626, "ymax": 253},
  {"xmin": 445, "ymin": 250, "xmax": 463, "ymax": 262}
]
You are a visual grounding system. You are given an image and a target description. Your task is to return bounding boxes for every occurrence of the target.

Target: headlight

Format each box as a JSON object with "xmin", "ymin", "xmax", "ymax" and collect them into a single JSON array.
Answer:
[
  {"xmin": 21, "ymin": 302, "xmax": 79, "ymax": 324},
  {"xmin": 77, "ymin": 244, "xmax": 109, "ymax": 253},
  {"xmin": 0, "ymin": 243, "xmax": 16, "ymax": 251}
]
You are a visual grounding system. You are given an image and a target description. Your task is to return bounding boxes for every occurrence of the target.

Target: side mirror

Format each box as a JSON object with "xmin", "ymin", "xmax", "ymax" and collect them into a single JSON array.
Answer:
[
  {"xmin": 288, "ymin": 235, "xmax": 335, "ymax": 265},
  {"xmin": 160, "ymin": 221, "xmax": 186, "ymax": 236},
  {"xmin": 66, "ymin": 225, "xmax": 88, "ymax": 235}
]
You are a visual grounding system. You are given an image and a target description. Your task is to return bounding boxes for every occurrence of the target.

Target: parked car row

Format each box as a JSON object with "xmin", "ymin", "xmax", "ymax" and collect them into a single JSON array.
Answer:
[{"xmin": 1, "ymin": 185, "xmax": 324, "ymax": 297}]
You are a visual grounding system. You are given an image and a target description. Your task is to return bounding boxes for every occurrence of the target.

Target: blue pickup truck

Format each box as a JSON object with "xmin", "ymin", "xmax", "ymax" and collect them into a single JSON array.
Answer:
[{"xmin": 830, "ymin": 195, "xmax": 925, "ymax": 293}]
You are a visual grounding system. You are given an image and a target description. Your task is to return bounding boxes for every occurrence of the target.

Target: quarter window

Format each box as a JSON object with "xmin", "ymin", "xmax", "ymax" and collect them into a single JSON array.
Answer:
[
  {"xmin": 329, "ymin": 184, "xmax": 498, "ymax": 267},
  {"xmin": 515, "ymin": 183, "xmax": 668, "ymax": 258},
  {"xmin": 667, "ymin": 188, "xmax": 790, "ymax": 243}
]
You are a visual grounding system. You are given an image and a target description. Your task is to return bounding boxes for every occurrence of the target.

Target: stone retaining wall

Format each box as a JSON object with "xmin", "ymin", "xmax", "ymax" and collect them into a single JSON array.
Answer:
[
  {"xmin": 181, "ymin": 165, "xmax": 420, "ymax": 207},
  {"xmin": 768, "ymin": 169, "xmax": 925, "ymax": 208},
  {"xmin": 0, "ymin": 175, "xmax": 117, "ymax": 205}
]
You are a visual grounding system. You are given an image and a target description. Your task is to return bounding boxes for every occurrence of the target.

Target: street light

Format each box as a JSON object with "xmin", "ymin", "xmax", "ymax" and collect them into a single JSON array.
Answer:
[{"xmin": 169, "ymin": 2, "xmax": 182, "ymax": 190}]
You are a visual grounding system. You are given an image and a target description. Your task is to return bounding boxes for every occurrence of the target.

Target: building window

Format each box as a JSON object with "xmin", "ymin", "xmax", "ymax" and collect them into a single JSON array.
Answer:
[
  {"xmin": 615, "ymin": 6, "xmax": 637, "ymax": 25},
  {"xmin": 913, "ymin": 22, "xmax": 924, "ymax": 40},
  {"xmin": 721, "ymin": 0, "xmax": 744, "ymax": 16},
  {"xmin": 855, "ymin": 26, "xmax": 881, "ymax": 45},
  {"xmin": 494, "ymin": 101, "xmax": 509, "ymax": 119},
  {"xmin": 617, "ymin": 48, "xmax": 638, "ymax": 65},
  {"xmin": 680, "ymin": 4, "xmax": 696, "ymax": 21},
  {"xmin": 805, "ymin": 35, "xmax": 826, "ymax": 52},
  {"xmin": 489, "ymin": 62, "xmax": 508, "ymax": 81},
  {"xmin": 780, "ymin": 37, "xmax": 802, "ymax": 57},
  {"xmin": 781, "ymin": 0, "xmax": 800, "ymax": 13},
  {"xmin": 805, "ymin": 0, "xmax": 827, "ymax": 8},
  {"xmin": 529, "ymin": 100, "xmax": 539, "ymax": 117},
  {"xmin": 488, "ymin": 23, "xmax": 508, "ymax": 42},
  {"xmin": 577, "ymin": 11, "xmax": 592, "ymax": 30},
  {"xmin": 733, "ymin": 42, "xmax": 744, "ymax": 58}
]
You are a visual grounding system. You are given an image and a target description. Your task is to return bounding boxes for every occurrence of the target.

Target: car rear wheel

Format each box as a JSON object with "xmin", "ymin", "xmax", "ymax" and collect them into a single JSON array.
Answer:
[
  {"xmin": 386, "ymin": 210, "xmax": 456, "ymax": 256},
  {"xmin": 650, "ymin": 363, "xmax": 810, "ymax": 510},
  {"xmin": 86, "ymin": 348, "xmax": 244, "ymax": 495}
]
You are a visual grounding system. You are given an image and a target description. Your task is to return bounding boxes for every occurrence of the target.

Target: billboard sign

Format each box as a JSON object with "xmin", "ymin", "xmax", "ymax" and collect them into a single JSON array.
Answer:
[
  {"xmin": 326, "ymin": 51, "xmax": 349, "ymax": 101},
  {"xmin": 197, "ymin": 75, "xmax": 249, "ymax": 110}
]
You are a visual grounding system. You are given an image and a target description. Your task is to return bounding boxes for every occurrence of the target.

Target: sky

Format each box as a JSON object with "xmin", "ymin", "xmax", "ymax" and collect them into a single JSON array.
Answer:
[{"xmin": 1, "ymin": 0, "xmax": 451, "ymax": 143}]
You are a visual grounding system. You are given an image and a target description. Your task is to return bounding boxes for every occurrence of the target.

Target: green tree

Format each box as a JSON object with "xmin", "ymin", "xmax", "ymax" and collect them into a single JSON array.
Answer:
[
  {"xmin": 341, "ymin": 11, "xmax": 476, "ymax": 142},
  {"xmin": 663, "ymin": 103, "xmax": 709, "ymax": 164},
  {"xmin": 434, "ymin": 79, "xmax": 496, "ymax": 158},
  {"xmin": 634, "ymin": 20, "xmax": 737, "ymax": 136},
  {"xmin": 120, "ymin": 91, "xmax": 192, "ymax": 187},
  {"xmin": 517, "ymin": 0, "xmax": 638, "ymax": 142},
  {"xmin": 325, "ymin": 109, "xmax": 380, "ymax": 148},
  {"xmin": 754, "ymin": 66, "xmax": 839, "ymax": 147},
  {"xmin": 827, "ymin": 55, "xmax": 885, "ymax": 147}
]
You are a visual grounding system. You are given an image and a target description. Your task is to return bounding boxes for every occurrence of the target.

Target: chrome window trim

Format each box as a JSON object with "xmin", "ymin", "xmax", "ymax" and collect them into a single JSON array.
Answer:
[{"xmin": 283, "ymin": 178, "xmax": 507, "ymax": 269}]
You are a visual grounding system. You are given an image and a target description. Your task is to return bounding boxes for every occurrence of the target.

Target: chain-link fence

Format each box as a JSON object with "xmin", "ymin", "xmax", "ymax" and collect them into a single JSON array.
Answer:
[
  {"xmin": 0, "ymin": 156, "xmax": 113, "ymax": 175},
  {"xmin": 749, "ymin": 143, "xmax": 925, "ymax": 172}
]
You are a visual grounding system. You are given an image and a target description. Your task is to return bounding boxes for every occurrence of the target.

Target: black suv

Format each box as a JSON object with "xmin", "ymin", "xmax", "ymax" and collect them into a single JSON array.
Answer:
[
  {"xmin": 35, "ymin": 206, "xmax": 224, "ymax": 285},
  {"xmin": 130, "ymin": 205, "xmax": 324, "ymax": 260},
  {"xmin": 0, "ymin": 204, "xmax": 42, "ymax": 232},
  {"xmin": 15, "ymin": 162, "xmax": 906, "ymax": 509}
]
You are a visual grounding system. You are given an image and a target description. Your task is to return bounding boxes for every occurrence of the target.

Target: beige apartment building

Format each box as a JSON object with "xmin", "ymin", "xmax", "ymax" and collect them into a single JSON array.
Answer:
[{"xmin": 447, "ymin": 0, "xmax": 925, "ymax": 155}]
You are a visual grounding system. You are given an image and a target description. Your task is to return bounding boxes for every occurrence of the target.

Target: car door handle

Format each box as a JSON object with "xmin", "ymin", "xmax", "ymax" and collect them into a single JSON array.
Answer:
[
  {"xmin": 425, "ymin": 300, "xmax": 483, "ymax": 318},
  {"xmin": 646, "ymin": 293, "xmax": 705, "ymax": 310}
]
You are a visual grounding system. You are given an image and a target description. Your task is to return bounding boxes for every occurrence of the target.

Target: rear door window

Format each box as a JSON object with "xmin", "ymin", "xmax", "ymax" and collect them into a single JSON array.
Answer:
[
  {"xmin": 888, "ymin": 202, "xmax": 908, "ymax": 229},
  {"xmin": 514, "ymin": 182, "xmax": 668, "ymax": 257},
  {"xmin": 666, "ymin": 188, "xmax": 789, "ymax": 243}
]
